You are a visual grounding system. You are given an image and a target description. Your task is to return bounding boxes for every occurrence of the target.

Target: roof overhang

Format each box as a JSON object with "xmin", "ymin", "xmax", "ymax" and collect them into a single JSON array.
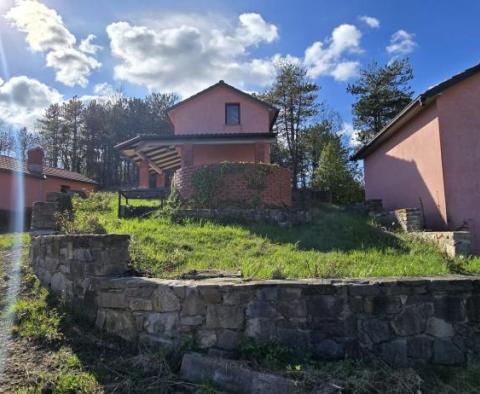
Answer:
[
  {"xmin": 351, "ymin": 61, "xmax": 480, "ymax": 161},
  {"xmin": 115, "ymin": 133, "xmax": 277, "ymax": 173}
]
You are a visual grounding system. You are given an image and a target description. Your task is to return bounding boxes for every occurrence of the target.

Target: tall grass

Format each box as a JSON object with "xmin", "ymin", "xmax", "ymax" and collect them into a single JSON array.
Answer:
[{"xmin": 66, "ymin": 193, "xmax": 480, "ymax": 280}]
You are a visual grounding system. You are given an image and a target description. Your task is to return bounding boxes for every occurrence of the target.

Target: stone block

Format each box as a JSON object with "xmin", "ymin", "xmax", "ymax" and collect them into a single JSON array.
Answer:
[
  {"xmin": 362, "ymin": 319, "xmax": 391, "ymax": 344},
  {"xmin": 181, "ymin": 288, "xmax": 206, "ymax": 316},
  {"xmin": 180, "ymin": 352, "xmax": 303, "ymax": 393},
  {"xmin": 97, "ymin": 291, "xmax": 128, "ymax": 309},
  {"xmin": 380, "ymin": 338, "xmax": 408, "ymax": 367},
  {"xmin": 144, "ymin": 312, "xmax": 178, "ymax": 335},
  {"xmin": 246, "ymin": 301, "xmax": 278, "ymax": 319},
  {"xmin": 223, "ymin": 289, "xmax": 253, "ymax": 305},
  {"xmin": 206, "ymin": 305, "xmax": 244, "ymax": 329},
  {"xmin": 434, "ymin": 296, "xmax": 465, "ymax": 322},
  {"xmin": 306, "ymin": 295, "xmax": 344, "ymax": 318},
  {"xmin": 392, "ymin": 304, "xmax": 433, "ymax": 336},
  {"xmin": 276, "ymin": 301, "xmax": 307, "ymax": 319},
  {"xmin": 256, "ymin": 286, "xmax": 278, "ymax": 301},
  {"xmin": 180, "ymin": 315, "xmax": 204, "ymax": 326},
  {"xmin": 407, "ymin": 336, "xmax": 432, "ymax": 360},
  {"xmin": 103, "ymin": 309, "xmax": 137, "ymax": 341},
  {"xmin": 426, "ymin": 317, "xmax": 454, "ymax": 337},
  {"xmin": 433, "ymin": 339, "xmax": 465, "ymax": 365},
  {"xmin": 196, "ymin": 329, "xmax": 217, "ymax": 349},
  {"xmin": 217, "ymin": 330, "xmax": 241, "ymax": 350},
  {"xmin": 153, "ymin": 286, "xmax": 180, "ymax": 312},
  {"xmin": 246, "ymin": 318, "xmax": 276, "ymax": 341},
  {"xmin": 199, "ymin": 286, "xmax": 222, "ymax": 304},
  {"xmin": 129, "ymin": 298, "xmax": 153, "ymax": 311},
  {"xmin": 466, "ymin": 296, "xmax": 480, "ymax": 322}
]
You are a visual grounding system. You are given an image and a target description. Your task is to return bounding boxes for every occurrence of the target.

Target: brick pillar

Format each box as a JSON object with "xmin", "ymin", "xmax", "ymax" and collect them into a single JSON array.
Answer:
[
  {"xmin": 156, "ymin": 173, "xmax": 166, "ymax": 188},
  {"xmin": 182, "ymin": 144, "xmax": 193, "ymax": 167},
  {"xmin": 254, "ymin": 142, "xmax": 266, "ymax": 163},
  {"xmin": 138, "ymin": 160, "xmax": 150, "ymax": 189}
]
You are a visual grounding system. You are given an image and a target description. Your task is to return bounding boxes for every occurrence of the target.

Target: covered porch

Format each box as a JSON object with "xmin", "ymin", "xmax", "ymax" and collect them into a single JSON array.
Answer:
[{"xmin": 115, "ymin": 133, "xmax": 277, "ymax": 190}]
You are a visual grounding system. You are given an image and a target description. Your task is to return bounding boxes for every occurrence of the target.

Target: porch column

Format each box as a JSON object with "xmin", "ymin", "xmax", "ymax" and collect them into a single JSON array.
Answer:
[
  {"xmin": 182, "ymin": 144, "xmax": 194, "ymax": 167},
  {"xmin": 138, "ymin": 160, "xmax": 150, "ymax": 189},
  {"xmin": 254, "ymin": 142, "xmax": 266, "ymax": 163},
  {"xmin": 156, "ymin": 173, "xmax": 166, "ymax": 188}
]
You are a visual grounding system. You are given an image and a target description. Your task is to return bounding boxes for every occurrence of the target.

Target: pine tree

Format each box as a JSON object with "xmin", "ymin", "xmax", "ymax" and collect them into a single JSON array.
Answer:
[
  {"xmin": 38, "ymin": 103, "xmax": 61, "ymax": 167},
  {"xmin": 347, "ymin": 58, "xmax": 414, "ymax": 144},
  {"xmin": 261, "ymin": 61, "xmax": 319, "ymax": 188}
]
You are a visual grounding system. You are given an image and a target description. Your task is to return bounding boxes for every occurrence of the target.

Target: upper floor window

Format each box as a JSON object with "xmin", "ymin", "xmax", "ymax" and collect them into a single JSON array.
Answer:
[{"xmin": 225, "ymin": 103, "xmax": 240, "ymax": 125}]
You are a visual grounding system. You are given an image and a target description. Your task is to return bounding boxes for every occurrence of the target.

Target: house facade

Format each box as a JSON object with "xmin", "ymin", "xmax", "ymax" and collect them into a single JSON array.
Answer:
[
  {"xmin": 116, "ymin": 81, "xmax": 292, "ymax": 208},
  {"xmin": 353, "ymin": 63, "xmax": 480, "ymax": 252},
  {"xmin": 0, "ymin": 147, "xmax": 96, "ymax": 217}
]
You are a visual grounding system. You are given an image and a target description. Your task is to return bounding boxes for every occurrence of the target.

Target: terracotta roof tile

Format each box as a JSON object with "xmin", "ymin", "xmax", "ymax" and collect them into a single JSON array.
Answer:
[{"xmin": 0, "ymin": 155, "xmax": 97, "ymax": 184}]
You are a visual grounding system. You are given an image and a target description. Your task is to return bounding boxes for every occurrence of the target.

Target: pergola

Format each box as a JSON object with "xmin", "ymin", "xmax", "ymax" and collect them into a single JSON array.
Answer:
[{"xmin": 115, "ymin": 132, "xmax": 277, "ymax": 188}]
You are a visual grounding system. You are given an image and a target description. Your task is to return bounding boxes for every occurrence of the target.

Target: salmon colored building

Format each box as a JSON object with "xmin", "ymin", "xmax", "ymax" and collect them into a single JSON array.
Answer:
[
  {"xmin": 353, "ymin": 63, "xmax": 480, "ymax": 253},
  {"xmin": 0, "ymin": 147, "xmax": 96, "ymax": 217},
  {"xmin": 116, "ymin": 81, "xmax": 292, "ymax": 207}
]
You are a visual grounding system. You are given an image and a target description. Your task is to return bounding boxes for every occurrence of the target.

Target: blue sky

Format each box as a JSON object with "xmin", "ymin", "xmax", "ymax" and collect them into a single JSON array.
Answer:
[{"xmin": 0, "ymin": 0, "xmax": 479, "ymax": 145}]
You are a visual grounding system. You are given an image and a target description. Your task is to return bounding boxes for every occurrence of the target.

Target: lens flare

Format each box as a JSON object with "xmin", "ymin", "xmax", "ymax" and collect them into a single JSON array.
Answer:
[{"xmin": 0, "ymin": 29, "xmax": 25, "ymax": 379}]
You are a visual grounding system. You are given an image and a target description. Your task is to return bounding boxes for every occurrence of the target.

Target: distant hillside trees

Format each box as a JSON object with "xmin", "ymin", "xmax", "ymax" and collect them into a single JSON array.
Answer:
[
  {"xmin": 0, "ymin": 126, "xmax": 39, "ymax": 158},
  {"xmin": 37, "ymin": 93, "xmax": 178, "ymax": 187},
  {"xmin": 347, "ymin": 58, "xmax": 414, "ymax": 144}
]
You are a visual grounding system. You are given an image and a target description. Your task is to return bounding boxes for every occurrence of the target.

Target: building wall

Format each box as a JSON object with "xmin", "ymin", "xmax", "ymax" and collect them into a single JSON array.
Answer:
[
  {"xmin": 191, "ymin": 143, "xmax": 269, "ymax": 166},
  {"xmin": 436, "ymin": 72, "xmax": 480, "ymax": 252},
  {"xmin": 0, "ymin": 171, "xmax": 95, "ymax": 211},
  {"xmin": 364, "ymin": 103, "xmax": 447, "ymax": 229},
  {"xmin": 169, "ymin": 84, "xmax": 273, "ymax": 135},
  {"xmin": 173, "ymin": 163, "xmax": 292, "ymax": 208}
]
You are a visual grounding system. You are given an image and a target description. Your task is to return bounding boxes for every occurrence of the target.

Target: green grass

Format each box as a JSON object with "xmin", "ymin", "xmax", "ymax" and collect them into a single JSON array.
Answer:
[
  {"xmin": 66, "ymin": 192, "xmax": 480, "ymax": 279},
  {"xmin": 0, "ymin": 235, "xmax": 201, "ymax": 393}
]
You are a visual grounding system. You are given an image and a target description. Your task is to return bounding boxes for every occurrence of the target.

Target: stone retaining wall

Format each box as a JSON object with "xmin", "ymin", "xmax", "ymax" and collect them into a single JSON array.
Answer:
[
  {"xmin": 172, "ymin": 208, "xmax": 311, "ymax": 226},
  {"xmin": 412, "ymin": 231, "xmax": 472, "ymax": 258},
  {"xmin": 30, "ymin": 235, "xmax": 480, "ymax": 367}
]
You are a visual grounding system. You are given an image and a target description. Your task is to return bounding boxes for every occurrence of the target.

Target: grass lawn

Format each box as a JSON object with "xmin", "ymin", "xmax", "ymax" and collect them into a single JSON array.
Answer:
[
  {"xmin": 68, "ymin": 193, "xmax": 480, "ymax": 280},
  {"xmin": 0, "ymin": 234, "xmax": 479, "ymax": 392}
]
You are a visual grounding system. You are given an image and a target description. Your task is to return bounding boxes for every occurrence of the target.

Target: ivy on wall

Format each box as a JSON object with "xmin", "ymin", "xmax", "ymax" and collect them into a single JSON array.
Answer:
[{"xmin": 190, "ymin": 162, "xmax": 278, "ymax": 208}]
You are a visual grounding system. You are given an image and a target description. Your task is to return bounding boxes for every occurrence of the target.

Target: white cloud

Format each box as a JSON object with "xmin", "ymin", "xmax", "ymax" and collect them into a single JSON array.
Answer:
[
  {"xmin": 0, "ymin": 78, "xmax": 3, "ymax": 86},
  {"xmin": 0, "ymin": 76, "xmax": 63, "ymax": 129},
  {"xmin": 359, "ymin": 15, "xmax": 380, "ymax": 28},
  {"xmin": 79, "ymin": 34, "xmax": 103, "ymax": 55},
  {"xmin": 340, "ymin": 122, "xmax": 362, "ymax": 148},
  {"xmin": 106, "ymin": 13, "xmax": 280, "ymax": 96},
  {"xmin": 386, "ymin": 30, "xmax": 416, "ymax": 55},
  {"xmin": 5, "ymin": 0, "xmax": 101, "ymax": 87},
  {"xmin": 304, "ymin": 24, "xmax": 362, "ymax": 81},
  {"xmin": 331, "ymin": 61, "xmax": 360, "ymax": 81}
]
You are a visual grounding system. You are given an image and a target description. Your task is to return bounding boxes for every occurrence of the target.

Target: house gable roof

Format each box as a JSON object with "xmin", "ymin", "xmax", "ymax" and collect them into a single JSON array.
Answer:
[
  {"xmin": 352, "ymin": 61, "xmax": 480, "ymax": 160},
  {"xmin": 167, "ymin": 80, "xmax": 279, "ymax": 130},
  {"xmin": 0, "ymin": 155, "xmax": 97, "ymax": 184}
]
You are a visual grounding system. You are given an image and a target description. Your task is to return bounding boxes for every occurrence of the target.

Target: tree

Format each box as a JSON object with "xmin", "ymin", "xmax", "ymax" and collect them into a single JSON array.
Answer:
[
  {"xmin": 313, "ymin": 138, "xmax": 363, "ymax": 204},
  {"xmin": 301, "ymin": 109, "xmax": 342, "ymax": 186},
  {"xmin": 61, "ymin": 97, "xmax": 84, "ymax": 172},
  {"xmin": 261, "ymin": 61, "xmax": 319, "ymax": 188},
  {"xmin": 38, "ymin": 103, "xmax": 61, "ymax": 167},
  {"xmin": 347, "ymin": 58, "xmax": 414, "ymax": 144}
]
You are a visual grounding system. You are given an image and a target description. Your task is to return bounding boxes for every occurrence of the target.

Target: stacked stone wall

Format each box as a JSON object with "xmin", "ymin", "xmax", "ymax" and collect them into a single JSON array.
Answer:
[{"xmin": 30, "ymin": 235, "xmax": 480, "ymax": 367}]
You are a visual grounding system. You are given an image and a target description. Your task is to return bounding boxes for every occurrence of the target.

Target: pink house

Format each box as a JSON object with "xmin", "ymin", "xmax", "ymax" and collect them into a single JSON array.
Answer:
[
  {"xmin": 353, "ymin": 63, "xmax": 480, "ymax": 252},
  {"xmin": 116, "ymin": 81, "xmax": 292, "ymax": 207},
  {"xmin": 0, "ymin": 147, "xmax": 96, "ymax": 226}
]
